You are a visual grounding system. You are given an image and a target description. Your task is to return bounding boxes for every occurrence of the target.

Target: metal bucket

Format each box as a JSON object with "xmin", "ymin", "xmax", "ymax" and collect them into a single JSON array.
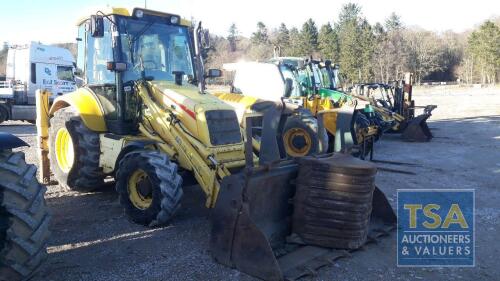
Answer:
[
  {"xmin": 209, "ymin": 159, "xmax": 396, "ymax": 281},
  {"xmin": 402, "ymin": 113, "xmax": 433, "ymax": 142}
]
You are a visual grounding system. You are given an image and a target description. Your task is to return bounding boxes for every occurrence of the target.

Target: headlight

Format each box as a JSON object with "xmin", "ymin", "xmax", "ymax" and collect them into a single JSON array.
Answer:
[{"xmin": 170, "ymin": 15, "xmax": 179, "ymax": 24}]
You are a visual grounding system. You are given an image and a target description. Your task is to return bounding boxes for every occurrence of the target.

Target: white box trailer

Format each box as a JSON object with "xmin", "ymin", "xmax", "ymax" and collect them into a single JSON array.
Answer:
[{"xmin": 0, "ymin": 42, "xmax": 77, "ymax": 123}]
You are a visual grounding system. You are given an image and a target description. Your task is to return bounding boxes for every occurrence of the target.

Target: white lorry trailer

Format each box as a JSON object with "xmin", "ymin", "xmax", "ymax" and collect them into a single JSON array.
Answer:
[{"xmin": 0, "ymin": 42, "xmax": 77, "ymax": 123}]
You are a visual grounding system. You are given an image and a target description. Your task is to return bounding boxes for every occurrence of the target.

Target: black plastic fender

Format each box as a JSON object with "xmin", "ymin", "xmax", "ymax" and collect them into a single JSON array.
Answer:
[
  {"xmin": 0, "ymin": 132, "xmax": 28, "ymax": 150},
  {"xmin": 113, "ymin": 139, "xmax": 158, "ymax": 172}
]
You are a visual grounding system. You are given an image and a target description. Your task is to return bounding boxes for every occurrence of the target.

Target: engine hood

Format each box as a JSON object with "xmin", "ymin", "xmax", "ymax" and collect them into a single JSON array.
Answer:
[
  {"xmin": 150, "ymin": 81, "xmax": 235, "ymax": 112},
  {"xmin": 149, "ymin": 81, "xmax": 241, "ymax": 147}
]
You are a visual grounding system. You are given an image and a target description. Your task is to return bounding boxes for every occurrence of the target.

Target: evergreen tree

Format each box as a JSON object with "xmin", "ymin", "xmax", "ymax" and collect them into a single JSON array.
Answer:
[
  {"xmin": 337, "ymin": 3, "xmax": 364, "ymax": 83},
  {"xmin": 385, "ymin": 12, "xmax": 402, "ymax": 31},
  {"xmin": 288, "ymin": 27, "xmax": 302, "ymax": 56},
  {"xmin": 300, "ymin": 18, "xmax": 319, "ymax": 54},
  {"xmin": 227, "ymin": 23, "xmax": 239, "ymax": 52},
  {"xmin": 318, "ymin": 23, "xmax": 339, "ymax": 62},
  {"xmin": 359, "ymin": 19, "xmax": 375, "ymax": 81},
  {"xmin": 251, "ymin": 22, "xmax": 269, "ymax": 45},
  {"xmin": 276, "ymin": 23, "xmax": 290, "ymax": 52},
  {"xmin": 467, "ymin": 20, "xmax": 500, "ymax": 83},
  {"xmin": 338, "ymin": 2, "xmax": 361, "ymax": 24}
]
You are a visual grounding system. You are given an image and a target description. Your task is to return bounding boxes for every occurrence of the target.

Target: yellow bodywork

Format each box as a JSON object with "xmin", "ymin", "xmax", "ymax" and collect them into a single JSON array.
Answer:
[
  {"xmin": 54, "ymin": 127, "xmax": 75, "ymax": 173},
  {"xmin": 214, "ymin": 91, "xmax": 380, "ymax": 147},
  {"xmin": 36, "ymin": 90, "xmax": 51, "ymax": 183},
  {"xmin": 128, "ymin": 169, "xmax": 153, "ymax": 210},
  {"xmin": 300, "ymin": 96, "xmax": 338, "ymax": 136},
  {"xmin": 138, "ymin": 82, "xmax": 246, "ymax": 206},
  {"xmin": 214, "ymin": 92, "xmax": 339, "ymax": 136},
  {"xmin": 41, "ymin": 82, "xmax": 246, "ymax": 208},
  {"xmin": 49, "ymin": 88, "xmax": 107, "ymax": 132},
  {"xmin": 282, "ymin": 127, "xmax": 312, "ymax": 157}
]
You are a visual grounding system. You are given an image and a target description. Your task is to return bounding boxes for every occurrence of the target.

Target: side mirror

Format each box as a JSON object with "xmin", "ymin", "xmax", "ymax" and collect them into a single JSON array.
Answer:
[
  {"xmin": 202, "ymin": 29, "xmax": 211, "ymax": 49},
  {"xmin": 284, "ymin": 78, "xmax": 293, "ymax": 98},
  {"xmin": 74, "ymin": 69, "xmax": 82, "ymax": 76},
  {"xmin": 90, "ymin": 15, "xmax": 104, "ymax": 37},
  {"xmin": 206, "ymin": 69, "xmax": 222, "ymax": 78}
]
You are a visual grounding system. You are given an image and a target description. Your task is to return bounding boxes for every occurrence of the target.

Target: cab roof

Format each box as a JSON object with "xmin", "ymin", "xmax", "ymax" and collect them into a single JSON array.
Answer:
[{"xmin": 76, "ymin": 7, "xmax": 191, "ymax": 27}]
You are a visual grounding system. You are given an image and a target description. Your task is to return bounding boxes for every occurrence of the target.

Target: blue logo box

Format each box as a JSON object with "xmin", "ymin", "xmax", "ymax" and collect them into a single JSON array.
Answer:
[{"xmin": 397, "ymin": 189, "xmax": 474, "ymax": 267}]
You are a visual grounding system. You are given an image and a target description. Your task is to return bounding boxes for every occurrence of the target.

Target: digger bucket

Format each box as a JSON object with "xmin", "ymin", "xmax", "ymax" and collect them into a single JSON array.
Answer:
[
  {"xmin": 401, "ymin": 113, "xmax": 433, "ymax": 142},
  {"xmin": 210, "ymin": 162, "xmax": 396, "ymax": 281},
  {"xmin": 210, "ymin": 162, "xmax": 298, "ymax": 281},
  {"xmin": 210, "ymin": 101, "xmax": 397, "ymax": 280}
]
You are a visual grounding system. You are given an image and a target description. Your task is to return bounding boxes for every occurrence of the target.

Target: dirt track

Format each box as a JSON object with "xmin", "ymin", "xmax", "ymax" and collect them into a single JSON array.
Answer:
[{"xmin": 1, "ymin": 86, "xmax": 499, "ymax": 281}]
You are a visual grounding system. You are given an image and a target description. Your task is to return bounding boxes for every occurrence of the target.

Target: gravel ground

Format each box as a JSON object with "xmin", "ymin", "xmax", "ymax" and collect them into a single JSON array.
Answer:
[{"xmin": 1, "ymin": 86, "xmax": 499, "ymax": 281}]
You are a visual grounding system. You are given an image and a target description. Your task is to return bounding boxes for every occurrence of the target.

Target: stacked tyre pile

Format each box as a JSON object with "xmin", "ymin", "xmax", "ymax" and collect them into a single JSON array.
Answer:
[{"xmin": 292, "ymin": 153, "xmax": 376, "ymax": 249}]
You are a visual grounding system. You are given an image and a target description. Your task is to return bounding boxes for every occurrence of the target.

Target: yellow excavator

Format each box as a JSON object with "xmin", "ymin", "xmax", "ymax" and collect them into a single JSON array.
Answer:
[{"xmin": 36, "ymin": 7, "xmax": 396, "ymax": 280}]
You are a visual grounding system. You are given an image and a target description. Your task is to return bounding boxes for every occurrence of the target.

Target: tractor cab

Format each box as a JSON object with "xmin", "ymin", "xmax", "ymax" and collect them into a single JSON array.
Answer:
[{"xmin": 75, "ymin": 8, "xmax": 201, "ymax": 134}]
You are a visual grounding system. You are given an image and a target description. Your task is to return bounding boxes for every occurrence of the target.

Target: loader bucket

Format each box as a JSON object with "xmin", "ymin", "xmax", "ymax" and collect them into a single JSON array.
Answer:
[
  {"xmin": 401, "ymin": 113, "xmax": 433, "ymax": 142},
  {"xmin": 210, "ymin": 160, "xmax": 396, "ymax": 281},
  {"xmin": 210, "ymin": 162, "xmax": 298, "ymax": 281}
]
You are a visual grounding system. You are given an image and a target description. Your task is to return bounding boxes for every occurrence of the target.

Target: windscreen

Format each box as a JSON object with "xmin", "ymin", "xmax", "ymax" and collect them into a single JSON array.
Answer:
[
  {"xmin": 118, "ymin": 17, "xmax": 195, "ymax": 83},
  {"xmin": 57, "ymin": 65, "xmax": 75, "ymax": 81}
]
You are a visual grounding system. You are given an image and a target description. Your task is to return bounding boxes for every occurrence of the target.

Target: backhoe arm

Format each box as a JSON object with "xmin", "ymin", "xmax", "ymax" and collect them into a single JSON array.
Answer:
[{"xmin": 136, "ymin": 82, "xmax": 229, "ymax": 207}]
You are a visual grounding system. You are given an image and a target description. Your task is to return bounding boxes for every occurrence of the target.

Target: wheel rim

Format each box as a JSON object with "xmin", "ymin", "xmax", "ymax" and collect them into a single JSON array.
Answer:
[
  {"xmin": 128, "ymin": 169, "xmax": 153, "ymax": 210},
  {"xmin": 283, "ymin": 128, "xmax": 312, "ymax": 157},
  {"xmin": 55, "ymin": 128, "xmax": 75, "ymax": 173}
]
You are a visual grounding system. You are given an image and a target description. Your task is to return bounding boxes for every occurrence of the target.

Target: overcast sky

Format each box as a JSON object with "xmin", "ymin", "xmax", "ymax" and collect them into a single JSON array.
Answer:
[{"xmin": 1, "ymin": 0, "xmax": 498, "ymax": 45}]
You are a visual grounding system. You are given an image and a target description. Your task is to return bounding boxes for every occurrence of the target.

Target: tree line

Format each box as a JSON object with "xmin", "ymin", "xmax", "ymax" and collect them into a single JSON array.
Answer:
[{"xmin": 206, "ymin": 3, "xmax": 500, "ymax": 85}]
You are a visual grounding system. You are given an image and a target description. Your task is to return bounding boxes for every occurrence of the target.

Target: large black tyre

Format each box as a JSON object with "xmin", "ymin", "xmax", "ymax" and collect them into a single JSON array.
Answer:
[
  {"xmin": 0, "ymin": 150, "xmax": 50, "ymax": 281},
  {"xmin": 282, "ymin": 110, "xmax": 328, "ymax": 157},
  {"xmin": 49, "ymin": 107, "xmax": 105, "ymax": 191},
  {"xmin": 116, "ymin": 151, "xmax": 183, "ymax": 227}
]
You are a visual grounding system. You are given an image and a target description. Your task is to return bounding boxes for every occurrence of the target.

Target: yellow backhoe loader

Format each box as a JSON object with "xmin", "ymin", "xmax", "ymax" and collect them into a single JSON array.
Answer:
[{"xmin": 36, "ymin": 7, "xmax": 396, "ymax": 280}]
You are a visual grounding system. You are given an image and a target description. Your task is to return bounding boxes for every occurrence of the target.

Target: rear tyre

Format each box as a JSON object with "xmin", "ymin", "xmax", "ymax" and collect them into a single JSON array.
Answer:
[
  {"xmin": 282, "ymin": 110, "xmax": 328, "ymax": 157},
  {"xmin": 0, "ymin": 150, "xmax": 51, "ymax": 281},
  {"xmin": 49, "ymin": 107, "xmax": 105, "ymax": 191},
  {"xmin": 116, "ymin": 151, "xmax": 183, "ymax": 227}
]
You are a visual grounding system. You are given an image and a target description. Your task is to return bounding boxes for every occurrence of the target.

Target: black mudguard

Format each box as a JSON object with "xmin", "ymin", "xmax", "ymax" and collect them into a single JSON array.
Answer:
[{"xmin": 0, "ymin": 132, "xmax": 28, "ymax": 150}]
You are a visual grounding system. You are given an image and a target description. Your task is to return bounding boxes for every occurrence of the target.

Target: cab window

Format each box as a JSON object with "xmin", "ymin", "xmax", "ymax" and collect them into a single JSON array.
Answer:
[{"xmin": 86, "ymin": 19, "xmax": 114, "ymax": 85}]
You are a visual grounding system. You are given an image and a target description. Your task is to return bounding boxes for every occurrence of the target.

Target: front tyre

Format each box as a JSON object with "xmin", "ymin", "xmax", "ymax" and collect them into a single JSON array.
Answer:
[
  {"xmin": 116, "ymin": 151, "xmax": 183, "ymax": 227},
  {"xmin": 0, "ymin": 150, "xmax": 50, "ymax": 281},
  {"xmin": 49, "ymin": 107, "xmax": 105, "ymax": 191}
]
